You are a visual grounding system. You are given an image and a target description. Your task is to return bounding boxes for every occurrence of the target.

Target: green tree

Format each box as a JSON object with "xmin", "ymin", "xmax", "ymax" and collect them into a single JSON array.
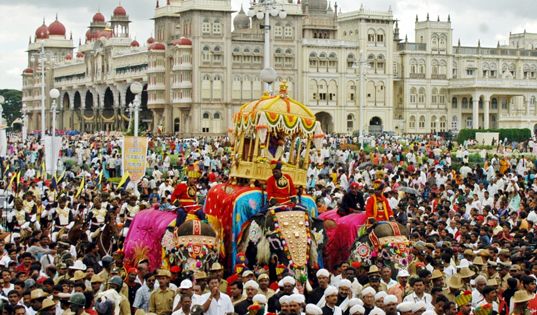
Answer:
[{"xmin": 0, "ymin": 89, "xmax": 22, "ymax": 129}]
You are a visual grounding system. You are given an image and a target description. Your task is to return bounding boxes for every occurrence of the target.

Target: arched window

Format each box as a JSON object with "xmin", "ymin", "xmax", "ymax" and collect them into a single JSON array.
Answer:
[
  {"xmin": 347, "ymin": 114, "xmax": 354, "ymax": 132},
  {"xmin": 410, "ymin": 59, "xmax": 417, "ymax": 74},
  {"xmin": 377, "ymin": 55, "xmax": 385, "ymax": 73},
  {"xmin": 410, "ymin": 87, "xmax": 417, "ymax": 103},
  {"xmin": 419, "ymin": 116, "xmax": 426, "ymax": 128},
  {"xmin": 174, "ymin": 118, "xmax": 180, "ymax": 133},
  {"xmin": 452, "ymin": 115, "xmax": 458, "ymax": 130},
  {"xmin": 347, "ymin": 53, "xmax": 355, "ymax": 69},
  {"xmin": 431, "ymin": 115, "xmax": 437, "ymax": 131},
  {"xmin": 491, "ymin": 98, "xmax": 498, "ymax": 109},
  {"xmin": 452, "ymin": 97, "xmax": 458, "ymax": 109},
  {"xmin": 367, "ymin": 29, "xmax": 376, "ymax": 43},
  {"xmin": 431, "ymin": 88, "xmax": 439, "ymax": 104},
  {"xmin": 213, "ymin": 112, "xmax": 221, "ymax": 119},
  {"xmin": 368, "ymin": 54, "xmax": 375, "ymax": 71},
  {"xmin": 418, "ymin": 59, "xmax": 426, "ymax": 74},
  {"xmin": 440, "ymin": 116, "xmax": 447, "ymax": 131},
  {"xmin": 202, "ymin": 112, "xmax": 210, "ymax": 119},
  {"xmin": 418, "ymin": 87, "xmax": 426, "ymax": 104},
  {"xmin": 409, "ymin": 115, "xmax": 416, "ymax": 129}
]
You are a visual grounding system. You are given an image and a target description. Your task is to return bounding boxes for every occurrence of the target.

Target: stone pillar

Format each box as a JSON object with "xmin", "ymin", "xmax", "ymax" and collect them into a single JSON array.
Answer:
[
  {"xmin": 484, "ymin": 97, "xmax": 490, "ymax": 129},
  {"xmin": 526, "ymin": 95, "xmax": 530, "ymax": 116},
  {"xmin": 472, "ymin": 96, "xmax": 479, "ymax": 129}
]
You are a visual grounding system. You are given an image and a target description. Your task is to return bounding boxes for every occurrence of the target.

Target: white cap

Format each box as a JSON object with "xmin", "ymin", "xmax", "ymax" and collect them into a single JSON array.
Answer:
[
  {"xmin": 348, "ymin": 298, "xmax": 363, "ymax": 307},
  {"xmin": 361, "ymin": 287, "xmax": 376, "ymax": 297},
  {"xmin": 242, "ymin": 270, "xmax": 254, "ymax": 277},
  {"xmin": 397, "ymin": 302, "xmax": 413, "ymax": 313},
  {"xmin": 457, "ymin": 259, "xmax": 470, "ymax": 268},
  {"xmin": 338, "ymin": 279, "xmax": 352, "ymax": 289},
  {"xmin": 324, "ymin": 286, "xmax": 338, "ymax": 297},
  {"xmin": 282, "ymin": 276, "xmax": 296, "ymax": 286},
  {"xmin": 253, "ymin": 294, "xmax": 267, "ymax": 304},
  {"xmin": 179, "ymin": 279, "xmax": 193, "ymax": 289},
  {"xmin": 244, "ymin": 280, "xmax": 259, "ymax": 290},
  {"xmin": 305, "ymin": 304, "xmax": 323, "ymax": 315},
  {"xmin": 412, "ymin": 301, "xmax": 427, "ymax": 313},
  {"xmin": 350, "ymin": 304, "xmax": 366, "ymax": 315},
  {"xmin": 289, "ymin": 294, "xmax": 305, "ymax": 304},
  {"xmin": 316, "ymin": 269, "xmax": 330, "ymax": 278},
  {"xmin": 383, "ymin": 295, "xmax": 398, "ymax": 305},
  {"xmin": 374, "ymin": 291, "xmax": 387, "ymax": 301},
  {"xmin": 397, "ymin": 269, "xmax": 410, "ymax": 278},
  {"xmin": 422, "ymin": 311, "xmax": 437, "ymax": 315},
  {"xmin": 369, "ymin": 307, "xmax": 386, "ymax": 315},
  {"xmin": 279, "ymin": 295, "xmax": 290, "ymax": 305}
]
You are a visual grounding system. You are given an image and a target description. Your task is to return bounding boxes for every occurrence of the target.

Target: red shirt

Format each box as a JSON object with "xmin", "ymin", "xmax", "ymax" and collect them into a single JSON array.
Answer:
[
  {"xmin": 266, "ymin": 174, "xmax": 297, "ymax": 204},
  {"xmin": 170, "ymin": 183, "xmax": 197, "ymax": 208},
  {"xmin": 365, "ymin": 194, "xmax": 394, "ymax": 222}
]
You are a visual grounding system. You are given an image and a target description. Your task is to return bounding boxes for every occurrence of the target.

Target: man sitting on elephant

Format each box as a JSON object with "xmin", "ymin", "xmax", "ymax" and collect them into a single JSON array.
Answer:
[
  {"xmin": 266, "ymin": 162, "xmax": 297, "ymax": 206},
  {"xmin": 365, "ymin": 180, "xmax": 395, "ymax": 225},
  {"xmin": 171, "ymin": 165, "xmax": 205, "ymax": 226}
]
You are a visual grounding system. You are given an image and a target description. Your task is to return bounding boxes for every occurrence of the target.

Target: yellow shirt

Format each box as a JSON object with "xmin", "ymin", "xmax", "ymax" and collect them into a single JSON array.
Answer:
[{"xmin": 149, "ymin": 288, "xmax": 175, "ymax": 315}]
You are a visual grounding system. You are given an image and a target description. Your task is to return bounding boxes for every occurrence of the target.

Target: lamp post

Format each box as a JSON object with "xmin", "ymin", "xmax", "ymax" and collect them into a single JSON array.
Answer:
[
  {"xmin": 40, "ymin": 42, "xmax": 46, "ymax": 142},
  {"xmin": 353, "ymin": 53, "xmax": 369, "ymax": 150},
  {"xmin": 129, "ymin": 82, "xmax": 143, "ymax": 137},
  {"xmin": 21, "ymin": 103, "xmax": 28, "ymax": 142},
  {"xmin": 0, "ymin": 95, "xmax": 5, "ymax": 157},
  {"xmin": 247, "ymin": 0, "xmax": 287, "ymax": 93},
  {"xmin": 49, "ymin": 88, "xmax": 60, "ymax": 175}
]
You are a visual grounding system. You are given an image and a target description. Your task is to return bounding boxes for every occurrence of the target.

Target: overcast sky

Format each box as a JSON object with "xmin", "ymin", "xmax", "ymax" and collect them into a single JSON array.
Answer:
[{"xmin": 0, "ymin": 0, "xmax": 536, "ymax": 90}]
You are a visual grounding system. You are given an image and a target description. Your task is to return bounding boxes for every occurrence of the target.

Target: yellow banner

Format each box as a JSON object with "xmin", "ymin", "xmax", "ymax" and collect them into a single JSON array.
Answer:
[{"xmin": 122, "ymin": 136, "xmax": 148, "ymax": 184}]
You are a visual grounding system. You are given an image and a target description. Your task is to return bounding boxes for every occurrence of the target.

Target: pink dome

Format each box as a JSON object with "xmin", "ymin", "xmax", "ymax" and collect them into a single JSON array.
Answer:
[
  {"xmin": 65, "ymin": 53, "xmax": 72, "ymax": 60},
  {"xmin": 147, "ymin": 36, "xmax": 155, "ymax": 44},
  {"xmin": 173, "ymin": 37, "xmax": 192, "ymax": 46},
  {"xmin": 35, "ymin": 22, "xmax": 49, "ymax": 39},
  {"xmin": 48, "ymin": 18, "xmax": 66, "ymax": 36},
  {"xmin": 149, "ymin": 42, "xmax": 166, "ymax": 50},
  {"xmin": 76, "ymin": 51, "xmax": 85, "ymax": 58},
  {"xmin": 93, "ymin": 12, "xmax": 105, "ymax": 23},
  {"xmin": 113, "ymin": 5, "xmax": 127, "ymax": 16},
  {"xmin": 130, "ymin": 40, "xmax": 140, "ymax": 47},
  {"xmin": 23, "ymin": 68, "xmax": 34, "ymax": 74}
]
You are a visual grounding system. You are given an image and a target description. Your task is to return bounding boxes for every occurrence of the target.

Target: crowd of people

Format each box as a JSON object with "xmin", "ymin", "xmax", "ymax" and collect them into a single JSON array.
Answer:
[{"xmin": 0, "ymin": 131, "xmax": 536, "ymax": 315}]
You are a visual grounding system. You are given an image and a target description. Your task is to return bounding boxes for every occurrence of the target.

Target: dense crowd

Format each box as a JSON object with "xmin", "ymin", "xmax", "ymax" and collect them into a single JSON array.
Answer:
[{"xmin": 0, "ymin": 132, "xmax": 536, "ymax": 315}]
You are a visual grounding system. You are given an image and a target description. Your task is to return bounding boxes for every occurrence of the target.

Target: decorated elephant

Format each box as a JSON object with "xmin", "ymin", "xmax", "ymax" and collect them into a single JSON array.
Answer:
[
  {"xmin": 161, "ymin": 219, "xmax": 219, "ymax": 274},
  {"xmin": 236, "ymin": 204, "xmax": 325, "ymax": 275},
  {"xmin": 204, "ymin": 183, "xmax": 318, "ymax": 270},
  {"xmin": 124, "ymin": 208, "xmax": 220, "ymax": 273},
  {"xmin": 348, "ymin": 221, "xmax": 412, "ymax": 269}
]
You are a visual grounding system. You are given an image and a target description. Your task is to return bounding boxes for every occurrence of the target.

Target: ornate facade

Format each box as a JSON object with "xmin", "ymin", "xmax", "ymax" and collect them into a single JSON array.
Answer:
[{"xmin": 21, "ymin": 1, "xmax": 537, "ymax": 135}]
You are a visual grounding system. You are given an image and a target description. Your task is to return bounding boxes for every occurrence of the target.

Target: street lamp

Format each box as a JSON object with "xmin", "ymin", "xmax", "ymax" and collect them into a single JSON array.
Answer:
[
  {"xmin": 247, "ymin": 0, "xmax": 287, "ymax": 93},
  {"xmin": 353, "ymin": 53, "xmax": 370, "ymax": 150},
  {"xmin": 49, "ymin": 88, "xmax": 60, "ymax": 175},
  {"xmin": 129, "ymin": 82, "xmax": 143, "ymax": 137},
  {"xmin": 0, "ymin": 95, "xmax": 6, "ymax": 157},
  {"xmin": 21, "ymin": 103, "xmax": 28, "ymax": 142}
]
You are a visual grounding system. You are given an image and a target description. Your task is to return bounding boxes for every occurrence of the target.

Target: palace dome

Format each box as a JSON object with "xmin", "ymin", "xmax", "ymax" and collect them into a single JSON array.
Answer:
[
  {"xmin": 130, "ymin": 39, "xmax": 140, "ymax": 47},
  {"xmin": 93, "ymin": 12, "xmax": 105, "ymax": 23},
  {"xmin": 149, "ymin": 42, "xmax": 166, "ymax": 50},
  {"xmin": 35, "ymin": 22, "xmax": 49, "ymax": 39},
  {"xmin": 48, "ymin": 18, "xmax": 66, "ymax": 36},
  {"xmin": 233, "ymin": 6, "xmax": 250, "ymax": 30},
  {"xmin": 113, "ymin": 5, "xmax": 127, "ymax": 16}
]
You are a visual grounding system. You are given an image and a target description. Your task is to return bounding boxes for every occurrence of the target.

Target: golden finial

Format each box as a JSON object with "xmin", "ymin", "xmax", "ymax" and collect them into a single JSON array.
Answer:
[
  {"xmin": 279, "ymin": 80, "xmax": 288, "ymax": 96},
  {"xmin": 261, "ymin": 91, "xmax": 271, "ymax": 99}
]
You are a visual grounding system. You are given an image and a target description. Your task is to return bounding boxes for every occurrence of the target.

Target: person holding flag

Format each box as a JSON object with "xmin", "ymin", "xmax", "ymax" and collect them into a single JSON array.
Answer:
[{"xmin": 51, "ymin": 196, "xmax": 74, "ymax": 242}]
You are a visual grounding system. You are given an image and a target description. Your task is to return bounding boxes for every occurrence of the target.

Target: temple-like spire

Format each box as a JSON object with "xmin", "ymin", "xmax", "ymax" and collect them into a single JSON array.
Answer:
[
  {"xmin": 448, "ymin": 14, "xmax": 451, "ymax": 22},
  {"xmin": 458, "ymin": 38, "xmax": 460, "ymax": 46},
  {"xmin": 426, "ymin": 13, "xmax": 429, "ymax": 21},
  {"xmin": 156, "ymin": 0, "xmax": 160, "ymax": 8},
  {"xmin": 415, "ymin": 14, "xmax": 418, "ymax": 22},
  {"xmin": 437, "ymin": 15, "xmax": 440, "ymax": 22}
]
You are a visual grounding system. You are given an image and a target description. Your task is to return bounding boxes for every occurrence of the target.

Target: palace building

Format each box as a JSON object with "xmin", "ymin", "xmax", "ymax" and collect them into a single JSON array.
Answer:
[{"xmin": 21, "ymin": 1, "xmax": 537, "ymax": 135}]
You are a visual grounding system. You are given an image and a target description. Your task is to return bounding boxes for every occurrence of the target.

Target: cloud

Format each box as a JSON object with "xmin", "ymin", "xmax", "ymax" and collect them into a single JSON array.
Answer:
[{"xmin": 0, "ymin": 0, "xmax": 534, "ymax": 90}]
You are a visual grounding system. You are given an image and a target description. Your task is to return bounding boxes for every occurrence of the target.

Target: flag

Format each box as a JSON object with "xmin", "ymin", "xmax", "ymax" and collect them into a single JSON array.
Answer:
[
  {"xmin": 41, "ymin": 162, "xmax": 46, "ymax": 179},
  {"xmin": 98, "ymin": 169, "xmax": 103, "ymax": 185},
  {"xmin": 55, "ymin": 170, "xmax": 65, "ymax": 184},
  {"xmin": 8, "ymin": 173, "xmax": 16, "ymax": 191},
  {"xmin": 75, "ymin": 176, "xmax": 84, "ymax": 198},
  {"xmin": 117, "ymin": 171, "xmax": 130, "ymax": 190}
]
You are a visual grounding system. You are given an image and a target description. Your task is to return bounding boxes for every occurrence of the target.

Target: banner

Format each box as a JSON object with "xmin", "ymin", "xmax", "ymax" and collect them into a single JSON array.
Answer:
[
  {"xmin": 121, "ymin": 136, "xmax": 148, "ymax": 183},
  {"xmin": 44, "ymin": 135, "xmax": 62, "ymax": 175}
]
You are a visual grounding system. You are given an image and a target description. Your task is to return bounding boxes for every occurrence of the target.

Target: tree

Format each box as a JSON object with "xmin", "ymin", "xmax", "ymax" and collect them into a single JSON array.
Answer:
[{"xmin": 0, "ymin": 89, "xmax": 22, "ymax": 129}]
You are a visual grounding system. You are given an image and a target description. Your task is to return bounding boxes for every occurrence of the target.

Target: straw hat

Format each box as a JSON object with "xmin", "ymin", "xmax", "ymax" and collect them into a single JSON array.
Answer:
[
  {"xmin": 487, "ymin": 278, "xmax": 499, "ymax": 287},
  {"xmin": 40, "ymin": 298, "xmax": 56, "ymax": 311},
  {"xmin": 156, "ymin": 269, "xmax": 171, "ymax": 278},
  {"xmin": 472, "ymin": 256, "xmax": 485, "ymax": 266},
  {"xmin": 90, "ymin": 274, "xmax": 104, "ymax": 284},
  {"xmin": 194, "ymin": 271, "xmax": 208, "ymax": 280},
  {"xmin": 447, "ymin": 275, "xmax": 464, "ymax": 289},
  {"xmin": 431, "ymin": 269, "xmax": 443, "ymax": 280},
  {"xmin": 30, "ymin": 289, "xmax": 50, "ymax": 301},
  {"xmin": 71, "ymin": 270, "xmax": 87, "ymax": 282},
  {"xmin": 458, "ymin": 267, "xmax": 475, "ymax": 279},
  {"xmin": 210, "ymin": 262, "xmax": 223, "ymax": 271},
  {"xmin": 463, "ymin": 249, "xmax": 475, "ymax": 257},
  {"xmin": 368, "ymin": 265, "xmax": 380, "ymax": 274},
  {"xmin": 512, "ymin": 290, "xmax": 535, "ymax": 304}
]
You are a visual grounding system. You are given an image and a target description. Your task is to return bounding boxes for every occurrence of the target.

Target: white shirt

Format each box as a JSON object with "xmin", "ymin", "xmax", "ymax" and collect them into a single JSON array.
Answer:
[
  {"xmin": 173, "ymin": 293, "xmax": 202, "ymax": 310},
  {"xmin": 200, "ymin": 292, "xmax": 234, "ymax": 315},
  {"xmin": 403, "ymin": 292, "xmax": 433, "ymax": 309}
]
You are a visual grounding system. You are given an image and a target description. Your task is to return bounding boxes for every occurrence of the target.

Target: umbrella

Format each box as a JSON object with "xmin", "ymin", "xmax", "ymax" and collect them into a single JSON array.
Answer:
[{"xmin": 399, "ymin": 186, "xmax": 419, "ymax": 195}]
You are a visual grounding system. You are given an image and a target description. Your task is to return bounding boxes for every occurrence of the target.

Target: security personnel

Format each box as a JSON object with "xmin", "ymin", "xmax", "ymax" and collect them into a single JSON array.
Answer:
[
  {"xmin": 108, "ymin": 276, "xmax": 131, "ymax": 315},
  {"xmin": 97, "ymin": 256, "xmax": 114, "ymax": 289},
  {"xmin": 65, "ymin": 293, "xmax": 89, "ymax": 315},
  {"xmin": 149, "ymin": 269, "xmax": 175, "ymax": 315}
]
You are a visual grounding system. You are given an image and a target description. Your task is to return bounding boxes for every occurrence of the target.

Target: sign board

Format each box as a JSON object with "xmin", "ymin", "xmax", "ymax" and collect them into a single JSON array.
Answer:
[
  {"xmin": 122, "ymin": 136, "xmax": 148, "ymax": 183},
  {"xmin": 475, "ymin": 132, "xmax": 500, "ymax": 146},
  {"xmin": 44, "ymin": 135, "xmax": 62, "ymax": 174}
]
